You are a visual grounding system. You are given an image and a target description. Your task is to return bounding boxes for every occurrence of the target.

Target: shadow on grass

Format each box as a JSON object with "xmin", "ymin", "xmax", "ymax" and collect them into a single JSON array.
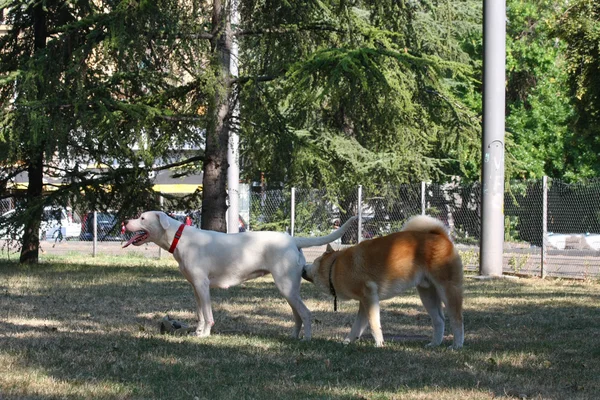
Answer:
[{"xmin": 1, "ymin": 260, "xmax": 599, "ymax": 399}]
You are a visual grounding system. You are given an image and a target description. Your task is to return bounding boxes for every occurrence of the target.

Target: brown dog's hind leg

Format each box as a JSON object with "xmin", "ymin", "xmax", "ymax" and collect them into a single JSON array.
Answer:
[
  {"xmin": 417, "ymin": 283, "xmax": 445, "ymax": 347},
  {"xmin": 443, "ymin": 283, "xmax": 464, "ymax": 349}
]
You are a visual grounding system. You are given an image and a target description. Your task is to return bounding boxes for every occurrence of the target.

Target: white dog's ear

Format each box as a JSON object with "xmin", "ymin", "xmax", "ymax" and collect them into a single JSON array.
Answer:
[
  {"xmin": 158, "ymin": 212, "xmax": 171, "ymax": 230},
  {"xmin": 326, "ymin": 244, "xmax": 335, "ymax": 253}
]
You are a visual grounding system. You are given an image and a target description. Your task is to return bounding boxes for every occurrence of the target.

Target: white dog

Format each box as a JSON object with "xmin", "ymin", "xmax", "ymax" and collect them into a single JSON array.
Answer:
[{"xmin": 123, "ymin": 211, "xmax": 356, "ymax": 340}]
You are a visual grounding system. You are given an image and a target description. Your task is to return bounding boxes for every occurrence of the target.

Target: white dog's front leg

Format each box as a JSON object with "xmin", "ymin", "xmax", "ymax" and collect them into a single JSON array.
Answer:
[{"xmin": 191, "ymin": 278, "xmax": 214, "ymax": 337}]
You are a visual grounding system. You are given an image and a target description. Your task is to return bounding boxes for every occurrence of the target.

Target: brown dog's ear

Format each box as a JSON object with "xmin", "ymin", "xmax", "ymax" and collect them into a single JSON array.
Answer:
[{"xmin": 326, "ymin": 244, "xmax": 335, "ymax": 253}]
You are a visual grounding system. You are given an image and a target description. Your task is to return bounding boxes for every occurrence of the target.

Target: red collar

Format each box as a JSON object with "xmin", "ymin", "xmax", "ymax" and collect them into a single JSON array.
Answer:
[{"xmin": 168, "ymin": 224, "xmax": 186, "ymax": 254}]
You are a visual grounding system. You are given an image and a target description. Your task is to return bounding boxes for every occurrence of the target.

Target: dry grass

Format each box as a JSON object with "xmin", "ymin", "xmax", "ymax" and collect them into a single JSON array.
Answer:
[{"xmin": 1, "ymin": 253, "xmax": 599, "ymax": 399}]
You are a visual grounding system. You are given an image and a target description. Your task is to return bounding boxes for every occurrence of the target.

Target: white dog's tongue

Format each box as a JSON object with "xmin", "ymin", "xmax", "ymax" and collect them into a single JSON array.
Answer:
[{"xmin": 122, "ymin": 232, "xmax": 147, "ymax": 248}]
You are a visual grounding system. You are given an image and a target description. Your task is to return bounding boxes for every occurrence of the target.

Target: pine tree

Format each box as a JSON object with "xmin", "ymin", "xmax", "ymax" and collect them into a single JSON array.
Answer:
[
  {"xmin": 236, "ymin": 0, "xmax": 480, "ymax": 194},
  {"xmin": 0, "ymin": 0, "xmax": 205, "ymax": 262},
  {"xmin": 1, "ymin": 0, "xmax": 484, "ymax": 263}
]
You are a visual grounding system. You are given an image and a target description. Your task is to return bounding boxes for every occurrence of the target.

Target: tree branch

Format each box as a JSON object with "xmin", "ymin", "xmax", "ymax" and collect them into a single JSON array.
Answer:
[
  {"xmin": 235, "ymin": 23, "xmax": 343, "ymax": 37},
  {"xmin": 231, "ymin": 74, "xmax": 283, "ymax": 85},
  {"xmin": 152, "ymin": 154, "xmax": 205, "ymax": 172}
]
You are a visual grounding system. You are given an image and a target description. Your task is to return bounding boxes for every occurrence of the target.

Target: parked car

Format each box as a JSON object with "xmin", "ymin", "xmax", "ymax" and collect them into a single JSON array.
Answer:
[
  {"xmin": 238, "ymin": 216, "xmax": 247, "ymax": 232},
  {"xmin": 360, "ymin": 216, "xmax": 379, "ymax": 239},
  {"xmin": 79, "ymin": 212, "xmax": 124, "ymax": 241},
  {"xmin": 170, "ymin": 211, "xmax": 190, "ymax": 225},
  {"xmin": 1, "ymin": 207, "xmax": 81, "ymax": 241},
  {"xmin": 40, "ymin": 207, "xmax": 81, "ymax": 241},
  {"xmin": 174, "ymin": 211, "xmax": 246, "ymax": 232}
]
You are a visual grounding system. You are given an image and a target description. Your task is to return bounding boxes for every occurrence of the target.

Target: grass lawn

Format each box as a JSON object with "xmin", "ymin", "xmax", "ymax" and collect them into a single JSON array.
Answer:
[{"xmin": 0, "ymin": 253, "xmax": 599, "ymax": 399}]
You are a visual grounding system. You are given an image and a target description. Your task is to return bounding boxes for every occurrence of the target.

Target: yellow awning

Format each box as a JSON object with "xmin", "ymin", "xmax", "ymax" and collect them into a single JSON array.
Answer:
[
  {"xmin": 7, "ymin": 182, "xmax": 59, "ymax": 191},
  {"xmin": 9, "ymin": 182, "xmax": 202, "ymax": 194},
  {"xmin": 152, "ymin": 184, "xmax": 202, "ymax": 194}
]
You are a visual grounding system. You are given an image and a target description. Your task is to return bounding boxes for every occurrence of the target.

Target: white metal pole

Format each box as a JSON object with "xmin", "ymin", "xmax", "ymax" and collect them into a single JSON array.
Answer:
[
  {"xmin": 541, "ymin": 176, "xmax": 548, "ymax": 278},
  {"xmin": 479, "ymin": 0, "xmax": 506, "ymax": 277},
  {"xmin": 245, "ymin": 184, "xmax": 251, "ymax": 231},
  {"xmin": 158, "ymin": 196, "xmax": 163, "ymax": 258},
  {"xmin": 290, "ymin": 187, "xmax": 296, "ymax": 236},
  {"xmin": 227, "ymin": 139, "xmax": 240, "ymax": 234},
  {"xmin": 92, "ymin": 210, "xmax": 97, "ymax": 258},
  {"xmin": 358, "ymin": 185, "xmax": 363, "ymax": 243},
  {"xmin": 227, "ymin": 0, "xmax": 240, "ymax": 234},
  {"xmin": 421, "ymin": 181, "xmax": 426, "ymax": 215}
]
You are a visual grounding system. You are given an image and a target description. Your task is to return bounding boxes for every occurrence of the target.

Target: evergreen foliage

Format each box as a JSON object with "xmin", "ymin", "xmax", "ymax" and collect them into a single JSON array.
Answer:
[
  {"xmin": 555, "ymin": 0, "xmax": 600, "ymax": 178},
  {"xmin": 237, "ymin": 0, "xmax": 481, "ymax": 195},
  {"xmin": 0, "ymin": 0, "xmax": 206, "ymax": 261},
  {"xmin": 504, "ymin": 0, "xmax": 573, "ymax": 180}
]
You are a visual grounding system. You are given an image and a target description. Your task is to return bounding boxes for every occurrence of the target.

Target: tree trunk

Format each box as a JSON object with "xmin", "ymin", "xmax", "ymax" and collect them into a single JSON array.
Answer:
[
  {"xmin": 201, "ymin": 101, "xmax": 230, "ymax": 232},
  {"xmin": 201, "ymin": 0, "xmax": 232, "ymax": 232},
  {"xmin": 19, "ymin": 0, "xmax": 47, "ymax": 264},
  {"xmin": 19, "ymin": 152, "xmax": 44, "ymax": 264}
]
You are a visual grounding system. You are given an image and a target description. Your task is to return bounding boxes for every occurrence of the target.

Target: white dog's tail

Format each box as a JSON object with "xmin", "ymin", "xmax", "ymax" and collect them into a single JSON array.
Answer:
[
  {"xmin": 293, "ymin": 216, "xmax": 358, "ymax": 248},
  {"xmin": 401, "ymin": 215, "xmax": 450, "ymax": 240}
]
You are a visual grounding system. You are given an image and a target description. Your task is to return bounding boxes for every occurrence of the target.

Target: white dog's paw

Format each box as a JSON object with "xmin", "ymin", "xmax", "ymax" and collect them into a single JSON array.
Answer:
[
  {"xmin": 194, "ymin": 329, "xmax": 211, "ymax": 338},
  {"xmin": 290, "ymin": 328, "xmax": 303, "ymax": 340},
  {"xmin": 342, "ymin": 338, "xmax": 352, "ymax": 346}
]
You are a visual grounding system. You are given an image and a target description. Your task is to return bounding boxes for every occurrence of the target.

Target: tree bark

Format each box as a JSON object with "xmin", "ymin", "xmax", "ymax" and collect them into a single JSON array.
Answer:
[
  {"xmin": 19, "ymin": 151, "xmax": 44, "ymax": 264},
  {"xmin": 201, "ymin": 0, "xmax": 232, "ymax": 232},
  {"xmin": 201, "ymin": 99, "xmax": 230, "ymax": 232},
  {"xmin": 19, "ymin": 1, "xmax": 47, "ymax": 264}
]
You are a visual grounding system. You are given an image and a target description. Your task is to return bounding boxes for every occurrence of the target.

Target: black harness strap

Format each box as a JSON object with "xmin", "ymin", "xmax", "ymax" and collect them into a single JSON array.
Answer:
[{"xmin": 328, "ymin": 257, "xmax": 338, "ymax": 312}]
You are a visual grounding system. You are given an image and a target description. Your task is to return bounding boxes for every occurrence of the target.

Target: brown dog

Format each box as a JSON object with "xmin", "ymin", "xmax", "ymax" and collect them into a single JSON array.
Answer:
[{"xmin": 302, "ymin": 215, "xmax": 464, "ymax": 348}]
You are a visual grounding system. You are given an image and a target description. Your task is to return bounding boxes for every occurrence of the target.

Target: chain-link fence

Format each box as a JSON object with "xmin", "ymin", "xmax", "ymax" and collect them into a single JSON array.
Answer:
[
  {"xmin": 0, "ymin": 198, "xmax": 13, "ymax": 215},
  {"xmin": 2, "ymin": 178, "xmax": 600, "ymax": 279},
  {"xmin": 0, "ymin": 206, "xmax": 163, "ymax": 258},
  {"xmin": 249, "ymin": 179, "xmax": 600, "ymax": 279}
]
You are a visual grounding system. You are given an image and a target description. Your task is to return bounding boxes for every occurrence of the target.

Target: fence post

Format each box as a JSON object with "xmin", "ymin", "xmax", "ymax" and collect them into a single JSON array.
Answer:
[
  {"xmin": 158, "ymin": 195, "xmax": 163, "ymax": 258},
  {"xmin": 541, "ymin": 176, "xmax": 548, "ymax": 278},
  {"xmin": 421, "ymin": 181, "xmax": 426, "ymax": 215},
  {"xmin": 290, "ymin": 187, "xmax": 295, "ymax": 236},
  {"xmin": 358, "ymin": 185, "xmax": 363, "ymax": 243},
  {"xmin": 92, "ymin": 210, "xmax": 97, "ymax": 258}
]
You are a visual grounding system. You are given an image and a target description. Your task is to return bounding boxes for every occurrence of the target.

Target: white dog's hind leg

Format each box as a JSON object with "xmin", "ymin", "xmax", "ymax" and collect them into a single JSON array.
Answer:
[
  {"xmin": 344, "ymin": 301, "xmax": 369, "ymax": 344},
  {"xmin": 191, "ymin": 278, "xmax": 214, "ymax": 337},
  {"xmin": 289, "ymin": 306, "xmax": 303, "ymax": 338},
  {"xmin": 272, "ymin": 270, "xmax": 311, "ymax": 340},
  {"xmin": 285, "ymin": 293, "xmax": 311, "ymax": 340},
  {"xmin": 417, "ymin": 284, "xmax": 445, "ymax": 347}
]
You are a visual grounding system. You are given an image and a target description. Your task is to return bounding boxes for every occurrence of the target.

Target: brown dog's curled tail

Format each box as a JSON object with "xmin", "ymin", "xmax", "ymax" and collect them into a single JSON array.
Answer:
[{"xmin": 401, "ymin": 215, "xmax": 450, "ymax": 240}]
